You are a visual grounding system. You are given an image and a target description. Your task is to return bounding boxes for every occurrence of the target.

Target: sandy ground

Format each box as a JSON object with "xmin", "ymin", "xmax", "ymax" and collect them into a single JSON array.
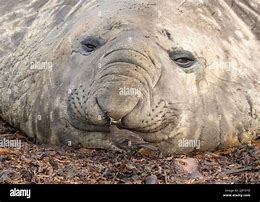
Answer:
[{"xmin": 0, "ymin": 119, "xmax": 259, "ymax": 184}]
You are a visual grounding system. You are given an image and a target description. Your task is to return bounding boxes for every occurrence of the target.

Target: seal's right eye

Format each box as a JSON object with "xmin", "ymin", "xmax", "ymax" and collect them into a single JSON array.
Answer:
[
  {"xmin": 169, "ymin": 49, "xmax": 196, "ymax": 69},
  {"xmin": 81, "ymin": 37, "xmax": 105, "ymax": 53}
]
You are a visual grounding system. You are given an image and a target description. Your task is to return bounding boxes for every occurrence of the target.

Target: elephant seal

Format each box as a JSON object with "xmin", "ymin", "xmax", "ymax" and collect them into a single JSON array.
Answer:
[{"xmin": 0, "ymin": 0, "xmax": 259, "ymax": 154}]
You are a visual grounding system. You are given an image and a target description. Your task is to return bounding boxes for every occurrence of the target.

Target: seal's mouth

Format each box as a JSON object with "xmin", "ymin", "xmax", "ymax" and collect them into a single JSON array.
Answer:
[
  {"xmin": 66, "ymin": 116, "xmax": 172, "ymax": 133},
  {"xmin": 66, "ymin": 111, "xmax": 177, "ymax": 144}
]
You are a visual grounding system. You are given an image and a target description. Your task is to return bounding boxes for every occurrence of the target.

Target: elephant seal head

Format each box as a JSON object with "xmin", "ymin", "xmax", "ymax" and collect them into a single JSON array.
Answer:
[{"xmin": 58, "ymin": 0, "xmax": 259, "ymax": 154}]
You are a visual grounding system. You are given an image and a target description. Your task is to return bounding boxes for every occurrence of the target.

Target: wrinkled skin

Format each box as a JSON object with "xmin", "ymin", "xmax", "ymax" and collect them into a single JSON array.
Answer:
[{"xmin": 0, "ymin": 0, "xmax": 259, "ymax": 154}]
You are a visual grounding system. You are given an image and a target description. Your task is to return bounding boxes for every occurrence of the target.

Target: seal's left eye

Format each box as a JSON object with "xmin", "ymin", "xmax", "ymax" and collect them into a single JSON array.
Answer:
[
  {"xmin": 170, "ymin": 50, "xmax": 196, "ymax": 69},
  {"xmin": 81, "ymin": 37, "xmax": 105, "ymax": 53}
]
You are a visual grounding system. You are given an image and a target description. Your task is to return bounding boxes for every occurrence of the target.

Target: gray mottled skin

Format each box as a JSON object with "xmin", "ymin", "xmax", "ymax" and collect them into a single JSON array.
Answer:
[{"xmin": 0, "ymin": 0, "xmax": 259, "ymax": 154}]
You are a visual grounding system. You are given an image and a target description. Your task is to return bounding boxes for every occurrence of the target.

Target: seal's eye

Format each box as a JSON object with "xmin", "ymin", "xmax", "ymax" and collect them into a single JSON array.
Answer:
[
  {"xmin": 81, "ymin": 37, "xmax": 104, "ymax": 53},
  {"xmin": 170, "ymin": 50, "xmax": 196, "ymax": 69}
]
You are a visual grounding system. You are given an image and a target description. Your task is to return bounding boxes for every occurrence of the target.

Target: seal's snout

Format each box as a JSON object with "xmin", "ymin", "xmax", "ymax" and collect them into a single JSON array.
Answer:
[{"xmin": 93, "ymin": 35, "xmax": 162, "ymax": 124}]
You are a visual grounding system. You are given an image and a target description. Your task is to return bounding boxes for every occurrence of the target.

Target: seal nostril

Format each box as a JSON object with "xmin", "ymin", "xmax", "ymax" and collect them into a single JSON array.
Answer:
[{"xmin": 96, "ymin": 88, "xmax": 139, "ymax": 121}]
